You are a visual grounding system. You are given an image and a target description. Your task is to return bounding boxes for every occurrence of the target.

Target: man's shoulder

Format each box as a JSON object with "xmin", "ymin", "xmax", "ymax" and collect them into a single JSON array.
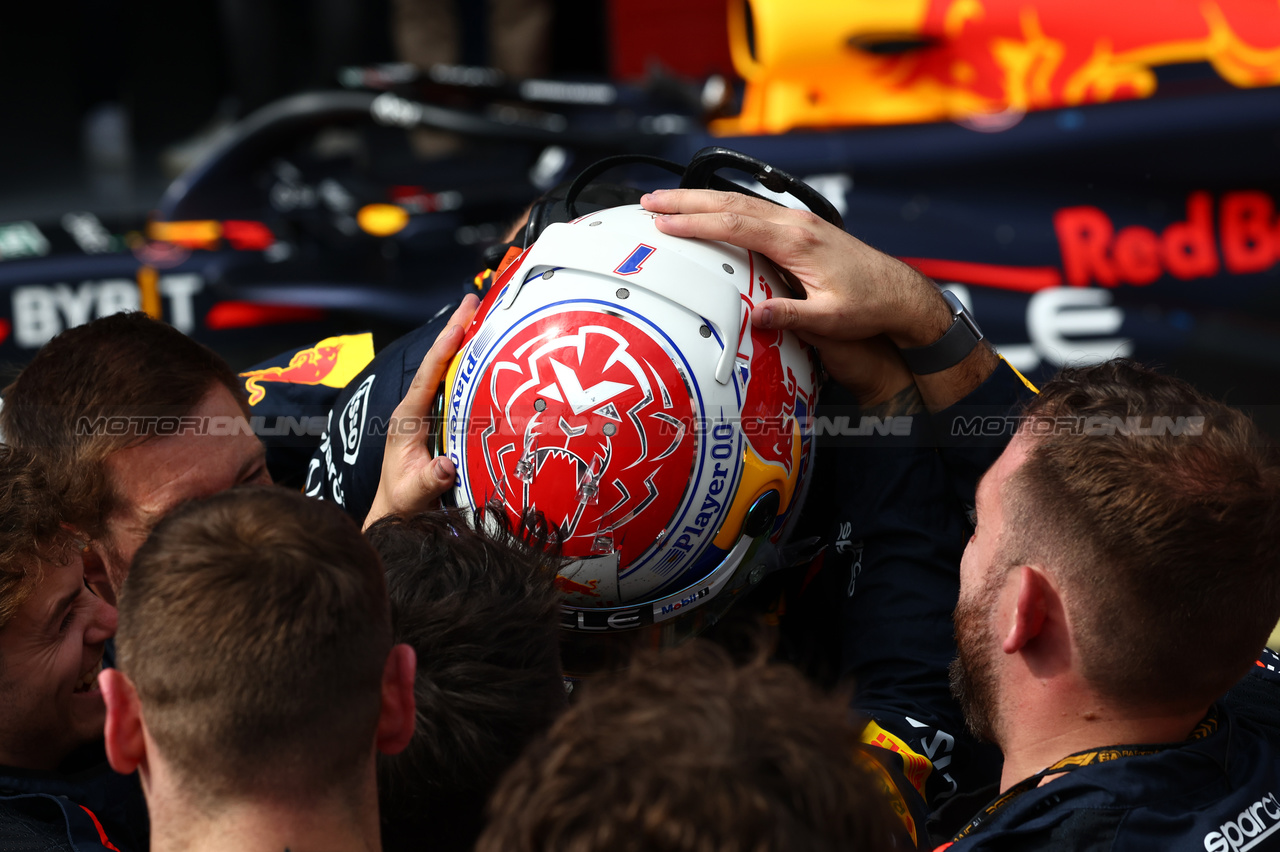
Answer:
[
  {"xmin": 1226, "ymin": 649, "xmax": 1280, "ymax": 737},
  {"xmin": 948, "ymin": 707, "xmax": 1280, "ymax": 852},
  {"xmin": 0, "ymin": 758, "xmax": 147, "ymax": 852},
  {"xmin": 305, "ymin": 318, "xmax": 446, "ymax": 518},
  {"xmin": 0, "ymin": 793, "xmax": 131, "ymax": 852},
  {"xmin": 0, "ymin": 794, "xmax": 78, "ymax": 852}
]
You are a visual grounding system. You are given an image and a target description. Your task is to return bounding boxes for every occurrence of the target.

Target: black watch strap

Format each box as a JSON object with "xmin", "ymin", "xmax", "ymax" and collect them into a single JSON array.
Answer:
[{"xmin": 898, "ymin": 291, "xmax": 985, "ymax": 375}]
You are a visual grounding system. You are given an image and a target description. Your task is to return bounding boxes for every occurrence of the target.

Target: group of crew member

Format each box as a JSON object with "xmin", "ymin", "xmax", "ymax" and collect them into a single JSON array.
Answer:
[{"xmin": 0, "ymin": 187, "xmax": 1276, "ymax": 852}]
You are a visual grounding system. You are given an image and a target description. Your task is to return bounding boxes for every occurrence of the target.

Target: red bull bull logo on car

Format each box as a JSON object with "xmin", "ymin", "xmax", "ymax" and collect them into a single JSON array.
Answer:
[{"xmin": 717, "ymin": 0, "xmax": 1280, "ymax": 134}]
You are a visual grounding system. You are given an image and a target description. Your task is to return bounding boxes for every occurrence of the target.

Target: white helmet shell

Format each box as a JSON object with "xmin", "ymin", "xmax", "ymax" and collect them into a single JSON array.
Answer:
[{"xmin": 441, "ymin": 204, "xmax": 818, "ymax": 631}]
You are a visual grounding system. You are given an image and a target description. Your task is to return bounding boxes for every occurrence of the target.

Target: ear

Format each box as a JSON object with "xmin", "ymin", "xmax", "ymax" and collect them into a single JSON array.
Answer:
[
  {"xmin": 100, "ymin": 669, "xmax": 146, "ymax": 775},
  {"xmin": 1002, "ymin": 565, "xmax": 1053, "ymax": 654},
  {"xmin": 375, "ymin": 644, "xmax": 417, "ymax": 756}
]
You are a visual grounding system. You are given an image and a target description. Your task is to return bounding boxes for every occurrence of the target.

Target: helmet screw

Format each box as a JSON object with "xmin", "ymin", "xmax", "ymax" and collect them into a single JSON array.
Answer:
[
  {"xmin": 722, "ymin": 263, "xmax": 734, "ymax": 274},
  {"xmin": 589, "ymin": 221, "xmax": 602, "ymax": 227},
  {"xmin": 699, "ymin": 325, "xmax": 711, "ymax": 338},
  {"xmin": 743, "ymin": 490, "xmax": 781, "ymax": 538},
  {"xmin": 542, "ymin": 269, "xmax": 555, "ymax": 280},
  {"xmin": 534, "ymin": 398, "xmax": 547, "ymax": 411},
  {"xmin": 616, "ymin": 288, "xmax": 630, "ymax": 299}
]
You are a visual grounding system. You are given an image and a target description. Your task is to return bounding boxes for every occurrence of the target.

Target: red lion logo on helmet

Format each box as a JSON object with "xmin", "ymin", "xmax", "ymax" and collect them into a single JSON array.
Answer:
[{"xmin": 464, "ymin": 311, "xmax": 698, "ymax": 570}]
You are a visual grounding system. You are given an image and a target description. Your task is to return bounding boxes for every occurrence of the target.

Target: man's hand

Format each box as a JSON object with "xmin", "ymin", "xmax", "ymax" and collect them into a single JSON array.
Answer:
[
  {"xmin": 640, "ymin": 189, "xmax": 952, "ymax": 348},
  {"xmin": 364, "ymin": 294, "xmax": 479, "ymax": 530},
  {"xmin": 640, "ymin": 189, "xmax": 997, "ymax": 410},
  {"xmin": 820, "ymin": 335, "xmax": 916, "ymax": 408}
]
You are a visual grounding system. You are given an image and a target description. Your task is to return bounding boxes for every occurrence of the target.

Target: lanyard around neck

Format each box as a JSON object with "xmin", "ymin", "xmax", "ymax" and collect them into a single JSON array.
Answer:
[{"xmin": 950, "ymin": 710, "xmax": 1220, "ymax": 843}]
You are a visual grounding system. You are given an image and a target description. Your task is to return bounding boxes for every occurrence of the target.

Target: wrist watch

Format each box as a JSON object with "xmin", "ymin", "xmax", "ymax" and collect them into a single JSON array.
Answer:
[{"xmin": 898, "ymin": 290, "xmax": 985, "ymax": 375}]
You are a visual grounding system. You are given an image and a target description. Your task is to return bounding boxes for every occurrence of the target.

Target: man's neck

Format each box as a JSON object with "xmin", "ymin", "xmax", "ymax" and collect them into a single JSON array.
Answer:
[
  {"xmin": 997, "ymin": 700, "xmax": 1211, "ymax": 792},
  {"xmin": 149, "ymin": 782, "xmax": 381, "ymax": 852}
]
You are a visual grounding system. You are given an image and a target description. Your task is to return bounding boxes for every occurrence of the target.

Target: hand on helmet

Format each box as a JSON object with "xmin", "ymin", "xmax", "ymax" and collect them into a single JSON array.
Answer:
[
  {"xmin": 640, "ymin": 189, "xmax": 952, "ymax": 350},
  {"xmin": 364, "ymin": 294, "xmax": 480, "ymax": 530},
  {"xmin": 818, "ymin": 335, "xmax": 917, "ymax": 407}
]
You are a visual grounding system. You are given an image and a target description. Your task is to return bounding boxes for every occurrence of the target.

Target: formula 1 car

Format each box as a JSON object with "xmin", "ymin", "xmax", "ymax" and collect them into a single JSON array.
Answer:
[
  {"xmin": 2, "ymin": 0, "xmax": 1278, "ymax": 430},
  {"xmin": 0, "ymin": 63, "xmax": 730, "ymax": 370}
]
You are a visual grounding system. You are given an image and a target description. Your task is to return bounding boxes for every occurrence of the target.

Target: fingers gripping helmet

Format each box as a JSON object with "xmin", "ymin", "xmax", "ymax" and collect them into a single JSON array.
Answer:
[{"xmin": 439, "ymin": 151, "xmax": 825, "ymax": 653}]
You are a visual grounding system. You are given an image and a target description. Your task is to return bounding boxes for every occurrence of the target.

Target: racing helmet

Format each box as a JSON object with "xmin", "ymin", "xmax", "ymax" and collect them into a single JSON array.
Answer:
[{"xmin": 437, "ymin": 149, "xmax": 831, "ymax": 669}]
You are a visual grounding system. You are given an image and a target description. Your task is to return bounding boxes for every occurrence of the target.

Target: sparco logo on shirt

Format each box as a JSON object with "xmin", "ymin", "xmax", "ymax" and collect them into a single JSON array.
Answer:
[{"xmin": 1204, "ymin": 792, "xmax": 1280, "ymax": 852}]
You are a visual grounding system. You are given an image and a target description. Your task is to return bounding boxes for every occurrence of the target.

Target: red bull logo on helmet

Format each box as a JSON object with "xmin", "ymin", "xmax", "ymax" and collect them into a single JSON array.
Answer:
[{"xmin": 738, "ymin": 274, "xmax": 809, "ymax": 477}]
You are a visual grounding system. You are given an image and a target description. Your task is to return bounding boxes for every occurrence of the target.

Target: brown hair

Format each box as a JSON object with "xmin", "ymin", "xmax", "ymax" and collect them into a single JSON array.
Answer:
[
  {"xmin": 366, "ymin": 508, "xmax": 564, "ymax": 852},
  {"xmin": 116, "ymin": 486, "xmax": 391, "ymax": 802},
  {"xmin": 0, "ymin": 446, "xmax": 68, "ymax": 630},
  {"xmin": 1006, "ymin": 360, "xmax": 1280, "ymax": 711},
  {"xmin": 0, "ymin": 312, "xmax": 246, "ymax": 533},
  {"xmin": 477, "ymin": 641, "xmax": 896, "ymax": 852}
]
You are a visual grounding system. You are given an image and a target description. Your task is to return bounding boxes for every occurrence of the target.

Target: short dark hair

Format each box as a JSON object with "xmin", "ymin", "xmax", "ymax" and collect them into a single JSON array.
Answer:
[
  {"xmin": 1008, "ymin": 360, "xmax": 1280, "ymax": 710},
  {"xmin": 365, "ymin": 508, "xmax": 564, "ymax": 852},
  {"xmin": 116, "ymin": 486, "xmax": 391, "ymax": 802},
  {"xmin": 478, "ymin": 641, "xmax": 897, "ymax": 852},
  {"xmin": 0, "ymin": 312, "xmax": 245, "ymax": 533},
  {"xmin": 0, "ymin": 446, "xmax": 68, "ymax": 630}
]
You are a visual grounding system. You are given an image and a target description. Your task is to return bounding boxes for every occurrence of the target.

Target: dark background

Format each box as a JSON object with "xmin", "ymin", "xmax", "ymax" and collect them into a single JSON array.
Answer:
[{"xmin": 0, "ymin": 0, "xmax": 613, "ymax": 222}]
